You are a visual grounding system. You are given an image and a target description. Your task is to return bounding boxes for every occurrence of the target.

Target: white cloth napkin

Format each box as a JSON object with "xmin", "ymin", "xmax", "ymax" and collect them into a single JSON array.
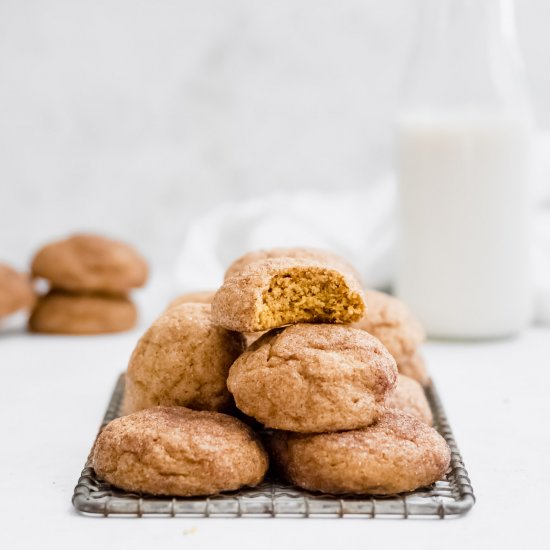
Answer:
[{"xmin": 176, "ymin": 137, "xmax": 550, "ymax": 325}]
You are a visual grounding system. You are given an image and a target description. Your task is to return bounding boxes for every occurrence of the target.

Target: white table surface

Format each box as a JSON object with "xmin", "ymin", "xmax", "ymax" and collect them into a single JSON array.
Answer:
[{"xmin": 1, "ymin": 306, "xmax": 549, "ymax": 550}]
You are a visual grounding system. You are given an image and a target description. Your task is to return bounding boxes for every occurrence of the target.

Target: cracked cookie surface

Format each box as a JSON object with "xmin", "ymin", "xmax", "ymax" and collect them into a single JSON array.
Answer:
[
  {"xmin": 93, "ymin": 406, "xmax": 269, "ymax": 496},
  {"xmin": 212, "ymin": 258, "xmax": 365, "ymax": 333},
  {"xmin": 123, "ymin": 303, "xmax": 245, "ymax": 414},
  {"xmin": 270, "ymin": 409, "xmax": 450, "ymax": 495},
  {"xmin": 227, "ymin": 323, "xmax": 397, "ymax": 433}
]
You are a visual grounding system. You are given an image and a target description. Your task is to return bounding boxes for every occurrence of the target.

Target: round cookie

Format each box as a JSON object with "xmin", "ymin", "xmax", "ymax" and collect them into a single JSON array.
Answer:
[
  {"xmin": 386, "ymin": 374, "xmax": 433, "ymax": 425},
  {"xmin": 0, "ymin": 263, "xmax": 35, "ymax": 317},
  {"xmin": 353, "ymin": 290, "xmax": 428, "ymax": 384},
  {"xmin": 225, "ymin": 247, "xmax": 362, "ymax": 282},
  {"xmin": 28, "ymin": 290, "xmax": 137, "ymax": 334},
  {"xmin": 165, "ymin": 290, "xmax": 215, "ymax": 311},
  {"xmin": 124, "ymin": 303, "xmax": 245, "ymax": 414},
  {"xmin": 93, "ymin": 406, "xmax": 269, "ymax": 496},
  {"xmin": 31, "ymin": 233, "xmax": 148, "ymax": 293},
  {"xmin": 270, "ymin": 410, "xmax": 450, "ymax": 495},
  {"xmin": 227, "ymin": 324, "xmax": 397, "ymax": 433},
  {"xmin": 212, "ymin": 258, "xmax": 365, "ymax": 333}
]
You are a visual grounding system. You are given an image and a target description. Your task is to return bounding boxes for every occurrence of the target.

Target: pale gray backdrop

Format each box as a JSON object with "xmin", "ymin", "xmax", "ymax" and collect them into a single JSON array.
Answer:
[{"xmin": 1, "ymin": 0, "xmax": 549, "ymax": 270}]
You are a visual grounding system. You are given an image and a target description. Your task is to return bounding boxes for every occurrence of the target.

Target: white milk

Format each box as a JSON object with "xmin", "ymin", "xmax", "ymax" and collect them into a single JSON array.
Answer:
[{"xmin": 395, "ymin": 113, "xmax": 532, "ymax": 339}]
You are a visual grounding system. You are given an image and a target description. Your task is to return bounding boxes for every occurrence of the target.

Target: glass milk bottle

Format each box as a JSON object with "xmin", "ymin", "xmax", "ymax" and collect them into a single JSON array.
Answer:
[{"xmin": 395, "ymin": 0, "xmax": 533, "ymax": 339}]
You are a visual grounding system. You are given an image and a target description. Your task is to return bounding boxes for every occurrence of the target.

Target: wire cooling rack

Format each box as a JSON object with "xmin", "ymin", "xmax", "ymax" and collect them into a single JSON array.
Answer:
[{"xmin": 72, "ymin": 374, "xmax": 475, "ymax": 518}]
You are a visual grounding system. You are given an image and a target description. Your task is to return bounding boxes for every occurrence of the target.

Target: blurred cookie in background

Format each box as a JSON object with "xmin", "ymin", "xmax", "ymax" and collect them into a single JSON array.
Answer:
[
  {"xmin": 28, "ymin": 290, "xmax": 137, "ymax": 335},
  {"xmin": 31, "ymin": 233, "xmax": 148, "ymax": 294},
  {"xmin": 29, "ymin": 233, "xmax": 148, "ymax": 335},
  {"xmin": 0, "ymin": 263, "xmax": 35, "ymax": 319}
]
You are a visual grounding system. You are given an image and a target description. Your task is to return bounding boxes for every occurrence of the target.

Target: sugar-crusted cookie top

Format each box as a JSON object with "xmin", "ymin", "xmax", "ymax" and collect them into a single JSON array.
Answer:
[
  {"xmin": 227, "ymin": 323, "xmax": 397, "ymax": 433},
  {"xmin": 92, "ymin": 406, "xmax": 269, "ymax": 496},
  {"xmin": 225, "ymin": 247, "xmax": 362, "ymax": 282},
  {"xmin": 212, "ymin": 258, "xmax": 366, "ymax": 332},
  {"xmin": 270, "ymin": 409, "xmax": 450, "ymax": 495},
  {"xmin": 124, "ymin": 303, "xmax": 245, "ymax": 413}
]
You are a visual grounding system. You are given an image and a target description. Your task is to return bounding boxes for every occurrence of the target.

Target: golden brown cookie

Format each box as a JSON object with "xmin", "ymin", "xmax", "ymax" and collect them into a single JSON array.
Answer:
[
  {"xmin": 123, "ymin": 303, "xmax": 245, "ymax": 414},
  {"xmin": 270, "ymin": 410, "xmax": 450, "ymax": 495},
  {"xmin": 165, "ymin": 290, "xmax": 215, "ymax": 311},
  {"xmin": 28, "ymin": 290, "xmax": 137, "ymax": 334},
  {"xmin": 353, "ymin": 290, "xmax": 428, "ymax": 385},
  {"xmin": 212, "ymin": 258, "xmax": 365, "ymax": 333},
  {"xmin": 0, "ymin": 263, "xmax": 35, "ymax": 317},
  {"xmin": 227, "ymin": 324, "xmax": 397, "ymax": 433},
  {"xmin": 385, "ymin": 374, "xmax": 433, "ymax": 425},
  {"xmin": 93, "ymin": 406, "xmax": 269, "ymax": 496},
  {"xmin": 225, "ymin": 247, "xmax": 362, "ymax": 282},
  {"xmin": 31, "ymin": 233, "xmax": 148, "ymax": 293}
]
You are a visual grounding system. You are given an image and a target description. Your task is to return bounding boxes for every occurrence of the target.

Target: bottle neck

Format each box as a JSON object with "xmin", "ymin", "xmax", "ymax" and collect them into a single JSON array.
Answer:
[{"xmin": 404, "ymin": 0, "xmax": 530, "ymax": 118}]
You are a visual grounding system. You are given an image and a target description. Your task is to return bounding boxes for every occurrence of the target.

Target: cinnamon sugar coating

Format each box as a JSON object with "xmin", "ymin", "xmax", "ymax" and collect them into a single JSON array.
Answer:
[
  {"xmin": 270, "ymin": 409, "xmax": 450, "ymax": 495},
  {"xmin": 225, "ymin": 247, "xmax": 362, "ymax": 282},
  {"xmin": 123, "ymin": 303, "xmax": 245, "ymax": 414},
  {"xmin": 227, "ymin": 324, "xmax": 397, "ymax": 433},
  {"xmin": 212, "ymin": 258, "xmax": 365, "ymax": 333},
  {"xmin": 93, "ymin": 406, "xmax": 269, "ymax": 496}
]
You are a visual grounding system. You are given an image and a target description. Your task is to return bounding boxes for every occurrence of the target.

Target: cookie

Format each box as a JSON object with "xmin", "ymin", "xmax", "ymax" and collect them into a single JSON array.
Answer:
[
  {"xmin": 227, "ymin": 324, "xmax": 397, "ymax": 433},
  {"xmin": 165, "ymin": 290, "xmax": 215, "ymax": 311},
  {"xmin": 31, "ymin": 233, "xmax": 148, "ymax": 293},
  {"xmin": 353, "ymin": 290, "xmax": 428, "ymax": 384},
  {"xmin": 225, "ymin": 247, "xmax": 362, "ymax": 282},
  {"xmin": 93, "ymin": 406, "xmax": 269, "ymax": 496},
  {"xmin": 386, "ymin": 374, "xmax": 433, "ymax": 425},
  {"xmin": 212, "ymin": 258, "xmax": 365, "ymax": 332},
  {"xmin": 0, "ymin": 263, "xmax": 35, "ymax": 317},
  {"xmin": 28, "ymin": 290, "xmax": 137, "ymax": 334},
  {"xmin": 270, "ymin": 410, "xmax": 450, "ymax": 495},
  {"xmin": 397, "ymin": 350, "xmax": 430, "ymax": 386},
  {"xmin": 123, "ymin": 303, "xmax": 245, "ymax": 414}
]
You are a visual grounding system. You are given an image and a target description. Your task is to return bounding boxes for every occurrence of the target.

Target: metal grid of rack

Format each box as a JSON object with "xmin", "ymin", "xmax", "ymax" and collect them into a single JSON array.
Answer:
[{"xmin": 72, "ymin": 374, "xmax": 475, "ymax": 518}]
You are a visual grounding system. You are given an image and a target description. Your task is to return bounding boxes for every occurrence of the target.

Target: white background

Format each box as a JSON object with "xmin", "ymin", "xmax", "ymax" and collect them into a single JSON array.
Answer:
[
  {"xmin": 2, "ymin": 4, "xmax": 550, "ymax": 547},
  {"xmin": 2, "ymin": 0, "xmax": 550, "ymax": 270}
]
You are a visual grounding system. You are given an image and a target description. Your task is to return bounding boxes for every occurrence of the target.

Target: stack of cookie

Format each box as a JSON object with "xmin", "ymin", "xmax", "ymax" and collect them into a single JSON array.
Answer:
[
  {"xmin": 212, "ymin": 252, "xmax": 447, "ymax": 494},
  {"xmin": 94, "ymin": 246, "xmax": 449, "ymax": 497},
  {"xmin": 29, "ymin": 234, "xmax": 148, "ymax": 335}
]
